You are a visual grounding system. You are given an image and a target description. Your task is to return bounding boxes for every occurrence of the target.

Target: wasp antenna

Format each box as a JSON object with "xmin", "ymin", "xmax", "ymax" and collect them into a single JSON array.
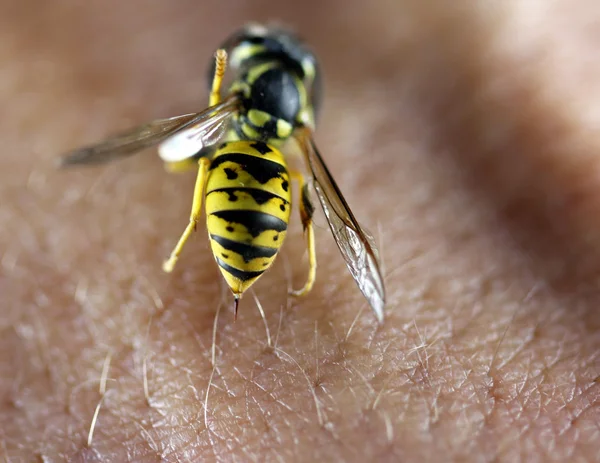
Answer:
[
  {"xmin": 214, "ymin": 49, "xmax": 228, "ymax": 76},
  {"xmin": 233, "ymin": 295, "xmax": 240, "ymax": 322},
  {"xmin": 209, "ymin": 49, "xmax": 228, "ymax": 107}
]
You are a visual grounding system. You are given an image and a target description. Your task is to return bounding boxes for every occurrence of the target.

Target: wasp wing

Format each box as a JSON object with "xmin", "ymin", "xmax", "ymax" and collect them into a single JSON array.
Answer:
[
  {"xmin": 296, "ymin": 128, "xmax": 386, "ymax": 322},
  {"xmin": 156, "ymin": 101, "xmax": 234, "ymax": 163},
  {"xmin": 59, "ymin": 94, "xmax": 239, "ymax": 166}
]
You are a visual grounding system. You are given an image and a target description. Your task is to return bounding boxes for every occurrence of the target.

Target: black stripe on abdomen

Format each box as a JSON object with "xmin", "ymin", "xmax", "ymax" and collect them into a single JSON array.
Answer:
[
  {"xmin": 215, "ymin": 257, "xmax": 264, "ymax": 281},
  {"xmin": 211, "ymin": 234, "xmax": 278, "ymax": 263},
  {"xmin": 207, "ymin": 187, "xmax": 288, "ymax": 205},
  {"xmin": 209, "ymin": 153, "xmax": 286, "ymax": 184},
  {"xmin": 211, "ymin": 210, "xmax": 287, "ymax": 237}
]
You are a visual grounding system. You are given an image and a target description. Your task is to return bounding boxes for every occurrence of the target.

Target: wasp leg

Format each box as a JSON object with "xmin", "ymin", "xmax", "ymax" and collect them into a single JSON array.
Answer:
[
  {"xmin": 289, "ymin": 170, "xmax": 316, "ymax": 297},
  {"xmin": 209, "ymin": 49, "xmax": 228, "ymax": 107},
  {"xmin": 163, "ymin": 157, "xmax": 211, "ymax": 273},
  {"xmin": 163, "ymin": 147, "xmax": 216, "ymax": 174},
  {"xmin": 163, "ymin": 158, "xmax": 198, "ymax": 173}
]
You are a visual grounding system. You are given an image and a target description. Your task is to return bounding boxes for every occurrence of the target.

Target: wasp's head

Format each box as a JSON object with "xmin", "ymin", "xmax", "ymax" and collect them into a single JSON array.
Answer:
[{"xmin": 209, "ymin": 24, "xmax": 321, "ymax": 131}]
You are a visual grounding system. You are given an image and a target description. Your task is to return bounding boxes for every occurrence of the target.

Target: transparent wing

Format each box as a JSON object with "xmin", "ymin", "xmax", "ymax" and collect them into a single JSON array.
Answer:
[
  {"xmin": 157, "ymin": 101, "xmax": 234, "ymax": 163},
  {"xmin": 58, "ymin": 94, "xmax": 239, "ymax": 166},
  {"xmin": 296, "ymin": 127, "xmax": 386, "ymax": 322}
]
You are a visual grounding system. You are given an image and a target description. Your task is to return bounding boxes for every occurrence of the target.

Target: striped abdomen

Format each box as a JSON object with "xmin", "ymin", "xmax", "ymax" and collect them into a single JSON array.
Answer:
[{"xmin": 205, "ymin": 140, "xmax": 291, "ymax": 296}]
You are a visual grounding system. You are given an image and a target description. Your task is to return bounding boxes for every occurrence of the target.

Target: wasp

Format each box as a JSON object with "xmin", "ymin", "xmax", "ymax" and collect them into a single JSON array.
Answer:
[{"xmin": 60, "ymin": 24, "xmax": 386, "ymax": 322}]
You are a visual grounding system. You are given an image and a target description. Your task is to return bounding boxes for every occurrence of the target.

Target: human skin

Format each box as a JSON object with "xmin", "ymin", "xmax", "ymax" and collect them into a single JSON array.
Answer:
[{"xmin": 1, "ymin": 0, "xmax": 600, "ymax": 461}]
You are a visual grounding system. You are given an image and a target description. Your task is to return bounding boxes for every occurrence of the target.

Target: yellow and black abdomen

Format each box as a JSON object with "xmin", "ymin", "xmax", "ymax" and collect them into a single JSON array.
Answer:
[{"xmin": 205, "ymin": 140, "xmax": 291, "ymax": 296}]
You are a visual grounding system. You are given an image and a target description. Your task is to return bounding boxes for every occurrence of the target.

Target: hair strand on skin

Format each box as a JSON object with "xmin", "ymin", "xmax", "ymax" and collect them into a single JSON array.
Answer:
[
  {"xmin": 87, "ymin": 396, "xmax": 105, "ymax": 447},
  {"xmin": 253, "ymin": 290, "xmax": 272, "ymax": 348},
  {"xmin": 142, "ymin": 315, "xmax": 153, "ymax": 405},
  {"xmin": 86, "ymin": 350, "xmax": 113, "ymax": 447},
  {"xmin": 274, "ymin": 346, "xmax": 324, "ymax": 426}
]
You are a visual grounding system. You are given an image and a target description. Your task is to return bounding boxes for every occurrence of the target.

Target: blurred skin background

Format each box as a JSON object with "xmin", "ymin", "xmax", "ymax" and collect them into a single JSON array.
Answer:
[{"xmin": 2, "ymin": 0, "xmax": 600, "ymax": 461}]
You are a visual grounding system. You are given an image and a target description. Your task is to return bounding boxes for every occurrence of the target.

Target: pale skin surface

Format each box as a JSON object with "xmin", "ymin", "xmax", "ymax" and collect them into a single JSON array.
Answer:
[{"xmin": 1, "ymin": 1, "xmax": 600, "ymax": 461}]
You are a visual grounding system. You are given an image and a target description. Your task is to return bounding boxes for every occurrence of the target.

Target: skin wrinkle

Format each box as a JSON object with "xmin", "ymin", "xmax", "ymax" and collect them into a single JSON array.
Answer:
[{"xmin": 2, "ymin": 0, "xmax": 600, "ymax": 461}]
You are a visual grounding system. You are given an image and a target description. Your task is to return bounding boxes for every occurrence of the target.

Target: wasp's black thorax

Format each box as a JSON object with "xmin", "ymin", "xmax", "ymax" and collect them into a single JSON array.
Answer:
[
  {"xmin": 245, "ymin": 66, "xmax": 301, "ymax": 124},
  {"xmin": 213, "ymin": 25, "xmax": 321, "ymax": 144},
  {"xmin": 231, "ymin": 62, "xmax": 302, "ymax": 142}
]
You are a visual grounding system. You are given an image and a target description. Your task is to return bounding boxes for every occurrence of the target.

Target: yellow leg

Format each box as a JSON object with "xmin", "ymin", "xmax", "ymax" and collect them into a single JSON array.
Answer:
[
  {"xmin": 163, "ymin": 157, "xmax": 211, "ymax": 273},
  {"xmin": 209, "ymin": 49, "xmax": 228, "ymax": 107},
  {"xmin": 289, "ymin": 171, "xmax": 317, "ymax": 297},
  {"xmin": 164, "ymin": 158, "xmax": 198, "ymax": 173}
]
